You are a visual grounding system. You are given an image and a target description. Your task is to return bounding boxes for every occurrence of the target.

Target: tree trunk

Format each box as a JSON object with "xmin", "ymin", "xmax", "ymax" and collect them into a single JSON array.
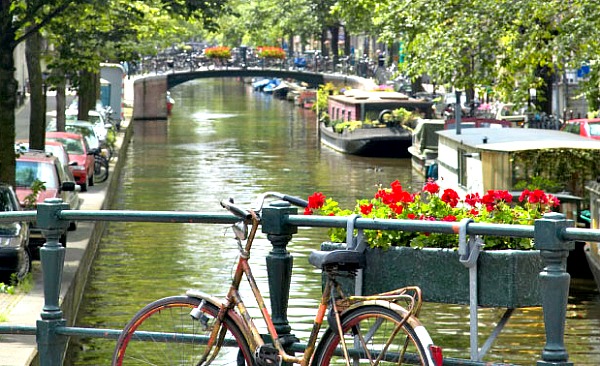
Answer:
[
  {"xmin": 320, "ymin": 28, "xmax": 328, "ymax": 57},
  {"xmin": 55, "ymin": 73, "xmax": 67, "ymax": 132},
  {"xmin": 287, "ymin": 34, "xmax": 294, "ymax": 57},
  {"xmin": 343, "ymin": 27, "xmax": 351, "ymax": 56},
  {"xmin": 535, "ymin": 65, "xmax": 554, "ymax": 115},
  {"xmin": 26, "ymin": 29, "xmax": 45, "ymax": 151},
  {"xmin": 330, "ymin": 25, "xmax": 339, "ymax": 67},
  {"xmin": 78, "ymin": 69, "xmax": 98, "ymax": 121},
  {"xmin": 0, "ymin": 34, "xmax": 18, "ymax": 187}
]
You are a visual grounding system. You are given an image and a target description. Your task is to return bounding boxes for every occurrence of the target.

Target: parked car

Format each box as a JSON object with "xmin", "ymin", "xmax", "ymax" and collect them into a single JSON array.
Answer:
[
  {"xmin": 15, "ymin": 150, "xmax": 78, "ymax": 251},
  {"xmin": 46, "ymin": 132, "xmax": 95, "ymax": 191},
  {"xmin": 494, "ymin": 103, "xmax": 528, "ymax": 127},
  {"xmin": 64, "ymin": 120, "xmax": 102, "ymax": 150},
  {"xmin": 0, "ymin": 184, "xmax": 31, "ymax": 283},
  {"xmin": 47, "ymin": 113, "xmax": 108, "ymax": 145},
  {"xmin": 64, "ymin": 105, "xmax": 110, "ymax": 142},
  {"xmin": 561, "ymin": 118, "xmax": 600, "ymax": 140},
  {"xmin": 16, "ymin": 140, "xmax": 80, "ymax": 188}
]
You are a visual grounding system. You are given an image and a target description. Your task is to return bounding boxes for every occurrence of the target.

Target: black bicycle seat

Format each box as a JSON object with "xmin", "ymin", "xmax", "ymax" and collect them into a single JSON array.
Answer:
[{"xmin": 308, "ymin": 250, "xmax": 365, "ymax": 271}]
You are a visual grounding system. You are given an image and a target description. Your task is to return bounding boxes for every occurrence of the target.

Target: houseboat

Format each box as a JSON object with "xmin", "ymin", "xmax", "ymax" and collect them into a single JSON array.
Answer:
[
  {"xmin": 295, "ymin": 89, "xmax": 317, "ymax": 109},
  {"xmin": 320, "ymin": 90, "xmax": 434, "ymax": 157},
  {"xmin": 408, "ymin": 118, "xmax": 512, "ymax": 178},
  {"xmin": 435, "ymin": 127, "xmax": 600, "ymax": 198},
  {"xmin": 585, "ymin": 181, "xmax": 600, "ymax": 291},
  {"xmin": 435, "ymin": 127, "xmax": 600, "ymax": 278}
]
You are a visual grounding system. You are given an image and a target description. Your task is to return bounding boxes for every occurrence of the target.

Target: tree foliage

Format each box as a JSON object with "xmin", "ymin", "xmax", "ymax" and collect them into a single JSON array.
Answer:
[{"xmin": 333, "ymin": 0, "xmax": 600, "ymax": 110}]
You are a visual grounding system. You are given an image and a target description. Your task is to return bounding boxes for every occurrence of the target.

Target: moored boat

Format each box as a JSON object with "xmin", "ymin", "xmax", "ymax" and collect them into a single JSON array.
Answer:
[
  {"xmin": 584, "ymin": 181, "xmax": 600, "ymax": 290},
  {"xmin": 320, "ymin": 121, "xmax": 414, "ymax": 157},
  {"xmin": 320, "ymin": 90, "xmax": 434, "ymax": 158},
  {"xmin": 408, "ymin": 118, "xmax": 512, "ymax": 178},
  {"xmin": 435, "ymin": 127, "xmax": 600, "ymax": 198},
  {"xmin": 407, "ymin": 119, "xmax": 445, "ymax": 177},
  {"xmin": 296, "ymin": 89, "xmax": 317, "ymax": 109}
]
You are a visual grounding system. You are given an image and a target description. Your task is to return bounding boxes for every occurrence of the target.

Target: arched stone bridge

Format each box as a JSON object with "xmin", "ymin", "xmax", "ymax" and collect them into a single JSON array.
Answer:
[{"xmin": 133, "ymin": 68, "xmax": 375, "ymax": 120}]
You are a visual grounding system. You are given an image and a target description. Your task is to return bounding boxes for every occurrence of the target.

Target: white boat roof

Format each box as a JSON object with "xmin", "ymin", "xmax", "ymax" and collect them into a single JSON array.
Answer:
[{"xmin": 437, "ymin": 127, "xmax": 600, "ymax": 152}]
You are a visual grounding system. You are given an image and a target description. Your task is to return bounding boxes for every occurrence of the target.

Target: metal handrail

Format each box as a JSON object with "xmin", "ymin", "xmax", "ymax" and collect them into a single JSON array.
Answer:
[{"xmin": 0, "ymin": 202, "xmax": 593, "ymax": 366}]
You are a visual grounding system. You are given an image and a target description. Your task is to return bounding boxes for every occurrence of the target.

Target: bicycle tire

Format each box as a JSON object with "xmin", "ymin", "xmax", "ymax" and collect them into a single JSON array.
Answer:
[
  {"xmin": 94, "ymin": 155, "xmax": 109, "ymax": 183},
  {"xmin": 312, "ymin": 305, "xmax": 435, "ymax": 366},
  {"xmin": 112, "ymin": 296, "xmax": 255, "ymax": 366}
]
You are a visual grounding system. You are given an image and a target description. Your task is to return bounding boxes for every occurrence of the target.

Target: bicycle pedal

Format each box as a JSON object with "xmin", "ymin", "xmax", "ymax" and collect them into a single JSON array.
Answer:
[{"xmin": 254, "ymin": 344, "xmax": 280, "ymax": 366}]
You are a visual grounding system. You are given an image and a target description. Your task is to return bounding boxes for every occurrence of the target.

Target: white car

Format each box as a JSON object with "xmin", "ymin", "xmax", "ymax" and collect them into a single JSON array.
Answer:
[{"xmin": 66, "ymin": 110, "xmax": 109, "ymax": 143}]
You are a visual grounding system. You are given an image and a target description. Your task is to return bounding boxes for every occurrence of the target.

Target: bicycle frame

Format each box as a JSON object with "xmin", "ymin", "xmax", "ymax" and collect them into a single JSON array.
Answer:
[{"xmin": 193, "ymin": 209, "xmax": 425, "ymax": 366}]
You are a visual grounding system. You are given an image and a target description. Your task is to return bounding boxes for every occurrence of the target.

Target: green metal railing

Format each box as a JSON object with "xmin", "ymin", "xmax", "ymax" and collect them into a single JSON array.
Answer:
[{"xmin": 1, "ymin": 197, "xmax": 595, "ymax": 366}]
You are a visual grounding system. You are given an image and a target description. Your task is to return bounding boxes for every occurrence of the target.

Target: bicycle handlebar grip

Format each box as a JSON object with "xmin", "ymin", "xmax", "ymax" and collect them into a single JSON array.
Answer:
[
  {"xmin": 220, "ymin": 199, "xmax": 252, "ymax": 219},
  {"xmin": 282, "ymin": 195, "xmax": 308, "ymax": 208}
]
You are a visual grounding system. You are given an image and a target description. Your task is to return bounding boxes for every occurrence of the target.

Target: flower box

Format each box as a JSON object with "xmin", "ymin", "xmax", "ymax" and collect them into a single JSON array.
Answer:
[{"xmin": 321, "ymin": 242, "xmax": 544, "ymax": 308}]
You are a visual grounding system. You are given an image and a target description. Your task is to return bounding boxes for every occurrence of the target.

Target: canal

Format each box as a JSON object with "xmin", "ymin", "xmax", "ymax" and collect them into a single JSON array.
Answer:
[{"xmin": 69, "ymin": 78, "xmax": 600, "ymax": 365}]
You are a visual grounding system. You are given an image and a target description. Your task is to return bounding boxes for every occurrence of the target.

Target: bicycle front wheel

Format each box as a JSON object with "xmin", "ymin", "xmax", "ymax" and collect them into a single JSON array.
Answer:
[
  {"xmin": 112, "ymin": 296, "xmax": 255, "ymax": 366},
  {"xmin": 312, "ymin": 305, "xmax": 435, "ymax": 366}
]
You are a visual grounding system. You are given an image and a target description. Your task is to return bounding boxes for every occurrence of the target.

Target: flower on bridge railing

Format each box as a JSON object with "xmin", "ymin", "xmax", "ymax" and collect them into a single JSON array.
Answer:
[
  {"xmin": 204, "ymin": 46, "xmax": 231, "ymax": 59},
  {"xmin": 257, "ymin": 46, "xmax": 286, "ymax": 59},
  {"xmin": 304, "ymin": 179, "xmax": 560, "ymax": 250}
]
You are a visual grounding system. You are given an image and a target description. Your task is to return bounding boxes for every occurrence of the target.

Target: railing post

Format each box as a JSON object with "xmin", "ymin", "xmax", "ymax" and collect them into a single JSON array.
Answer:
[
  {"xmin": 36, "ymin": 198, "xmax": 70, "ymax": 366},
  {"xmin": 534, "ymin": 212, "xmax": 574, "ymax": 366},
  {"xmin": 261, "ymin": 200, "xmax": 298, "ymax": 351}
]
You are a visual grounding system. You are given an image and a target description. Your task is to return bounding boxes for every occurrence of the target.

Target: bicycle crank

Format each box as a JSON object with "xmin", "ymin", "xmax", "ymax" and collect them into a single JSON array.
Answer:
[{"xmin": 254, "ymin": 344, "xmax": 280, "ymax": 366}]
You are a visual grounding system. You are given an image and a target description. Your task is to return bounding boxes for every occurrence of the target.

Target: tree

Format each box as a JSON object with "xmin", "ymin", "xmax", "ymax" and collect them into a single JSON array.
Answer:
[
  {"xmin": 1, "ymin": 0, "xmax": 233, "ymax": 187},
  {"xmin": 332, "ymin": 0, "xmax": 600, "ymax": 114},
  {"xmin": 0, "ymin": 0, "xmax": 80, "ymax": 187}
]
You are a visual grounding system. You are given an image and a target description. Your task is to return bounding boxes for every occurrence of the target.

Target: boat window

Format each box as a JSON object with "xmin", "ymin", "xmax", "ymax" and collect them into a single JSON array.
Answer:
[
  {"xmin": 348, "ymin": 111, "xmax": 352, "ymax": 120},
  {"xmin": 341, "ymin": 110, "xmax": 346, "ymax": 121}
]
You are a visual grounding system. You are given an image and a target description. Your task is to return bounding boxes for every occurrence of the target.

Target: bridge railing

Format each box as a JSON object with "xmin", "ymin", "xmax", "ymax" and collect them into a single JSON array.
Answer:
[{"xmin": 0, "ymin": 198, "xmax": 593, "ymax": 366}]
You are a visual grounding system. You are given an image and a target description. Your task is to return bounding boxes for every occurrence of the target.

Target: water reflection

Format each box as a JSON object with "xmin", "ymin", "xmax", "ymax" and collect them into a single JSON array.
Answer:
[{"xmin": 71, "ymin": 78, "xmax": 600, "ymax": 365}]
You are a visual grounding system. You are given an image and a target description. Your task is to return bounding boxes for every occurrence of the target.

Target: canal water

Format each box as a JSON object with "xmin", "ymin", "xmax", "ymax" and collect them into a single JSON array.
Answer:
[{"xmin": 70, "ymin": 78, "xmax": 600, "ymax": 365}]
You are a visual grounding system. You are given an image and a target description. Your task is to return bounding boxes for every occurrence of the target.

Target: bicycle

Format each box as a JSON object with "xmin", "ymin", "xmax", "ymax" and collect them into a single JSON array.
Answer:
[
  {"xmin": 111, "ymin": 192, "xmax": 442, "ymax": 366},
  {"xmin": 92, "ymin": 149, "xmax": 109, "ymax": 183}
]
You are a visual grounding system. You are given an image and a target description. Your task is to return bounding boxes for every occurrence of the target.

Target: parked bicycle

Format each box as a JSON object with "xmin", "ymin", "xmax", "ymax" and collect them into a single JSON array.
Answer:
[
  {"xmin": 92, "ymin": 148, "xmax": 109, "ymax": 184},
  {"xmin": 111, "ymin": 192, "xmax": 442, "ymax": 365}
]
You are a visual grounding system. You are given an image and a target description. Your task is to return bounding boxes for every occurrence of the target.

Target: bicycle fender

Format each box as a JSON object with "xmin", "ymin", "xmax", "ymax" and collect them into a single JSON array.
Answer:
[
  {"xmin": 343, "ymin": 299, "xmax": 413, "ymax": 320},
  {"xmin": 340, "ymin": 300, "xmax": 436, "ymax": 365}
]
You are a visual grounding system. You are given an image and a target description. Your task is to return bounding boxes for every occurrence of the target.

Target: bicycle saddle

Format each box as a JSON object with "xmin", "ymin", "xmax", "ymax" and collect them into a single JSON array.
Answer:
[{"xmin": 309, "ymin": 250, "xmax": 365, "ymax": 271}]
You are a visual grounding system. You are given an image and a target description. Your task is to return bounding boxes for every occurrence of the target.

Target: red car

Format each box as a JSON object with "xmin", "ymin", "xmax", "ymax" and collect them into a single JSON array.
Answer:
[
  {"xmin": 561, "ymin": 118, "xmax": 600, "ymax": 140},
  {"xmin": 46, "ymin": 131, "xmax": 95, "ymax": 191},
  {"xmin": 15, "ymin": 150, "xmax": 78, "ymax": 249}
]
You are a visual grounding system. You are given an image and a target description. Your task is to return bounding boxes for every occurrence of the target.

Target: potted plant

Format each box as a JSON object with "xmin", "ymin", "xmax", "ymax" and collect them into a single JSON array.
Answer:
[
  {"xmin": 304, "ymin": 180, "xmax": 561, "ymax": 307},
  {"xmin": 204, "ymin": 46, "xmax": 231, "ymax": 66},
  {"xmin": 257, "ymin": 46, "xmax": 286, "ymax": 59}
]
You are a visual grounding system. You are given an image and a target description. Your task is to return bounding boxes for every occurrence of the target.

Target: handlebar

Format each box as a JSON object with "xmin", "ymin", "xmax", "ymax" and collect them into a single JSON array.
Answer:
[{"xmin": 220, "ymin": 192, "xmax": 308, "ymax": 219}]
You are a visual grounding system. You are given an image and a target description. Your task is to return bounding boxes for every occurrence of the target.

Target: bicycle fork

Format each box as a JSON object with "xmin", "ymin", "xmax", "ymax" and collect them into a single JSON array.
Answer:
[{"xmin": 189, "ymin": 299, "xmax": 230, "ymax": 365}]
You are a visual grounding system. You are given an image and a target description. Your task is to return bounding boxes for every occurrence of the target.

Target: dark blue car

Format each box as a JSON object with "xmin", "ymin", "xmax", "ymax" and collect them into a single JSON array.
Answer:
[{"xmin": 0, "ymin": 184, "xmax": 30, "ymax": 283}]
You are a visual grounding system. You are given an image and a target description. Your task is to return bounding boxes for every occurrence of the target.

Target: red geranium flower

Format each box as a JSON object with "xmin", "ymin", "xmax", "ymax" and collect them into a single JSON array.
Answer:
[
  {"xmin": 360, "ymin": 203, "xmax": 373, "ymax": 215},
  {"xmin": 423, "ymin": 179, "xmax": 440, "ymax": 194},
  {"xmin": 307, "ymin": 192, "xmax": 326, "ymax": 209},
  {"xmin": 465, "ymin": 193, "xmax": 481, "ymax": 207},
  {"xmin": 441, "ymin": 189, "xmax": 460, "ymax": 208}
]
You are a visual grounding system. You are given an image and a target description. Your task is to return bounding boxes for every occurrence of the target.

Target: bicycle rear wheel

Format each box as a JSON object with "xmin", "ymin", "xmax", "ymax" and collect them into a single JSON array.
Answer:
[
  {"xmin": 312, "ymin": 305, "xmax": 435, "ymax": 366},
  {"xmin": 112, "ymin": 296, "xmax": 255, "ymax": 366},
  {"xmin": 94, "ymin": 155, "xmax": 109, "ymax": 183}
]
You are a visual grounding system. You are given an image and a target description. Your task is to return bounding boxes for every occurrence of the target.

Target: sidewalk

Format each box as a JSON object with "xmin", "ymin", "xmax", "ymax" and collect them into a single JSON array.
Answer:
[{"xmin": 0, "ymin": 76, "xmax": 138, "ymax": 365}]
